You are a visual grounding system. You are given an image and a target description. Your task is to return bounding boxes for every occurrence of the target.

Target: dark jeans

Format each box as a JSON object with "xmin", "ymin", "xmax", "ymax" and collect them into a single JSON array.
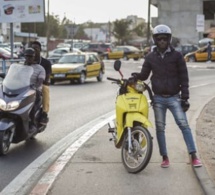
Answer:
[{"xmin": 208, "ymin": 52, "xmax": 212, "ymax": 61}]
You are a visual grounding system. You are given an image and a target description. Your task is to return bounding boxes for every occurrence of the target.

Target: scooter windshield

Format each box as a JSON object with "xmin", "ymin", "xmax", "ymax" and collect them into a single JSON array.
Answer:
[{"xmin": 3, "ymin": 63, "xmax": 33, "ymax": 94}]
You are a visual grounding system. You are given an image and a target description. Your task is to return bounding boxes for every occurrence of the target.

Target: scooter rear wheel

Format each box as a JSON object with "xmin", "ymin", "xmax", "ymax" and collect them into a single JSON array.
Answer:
[
  {"xmin": 0, "ymin": 130, "xmax": 12, "ymax": 155},
  {"xmin": 121, "ymin": 126, "xmax": 153, "ymax": 173}
]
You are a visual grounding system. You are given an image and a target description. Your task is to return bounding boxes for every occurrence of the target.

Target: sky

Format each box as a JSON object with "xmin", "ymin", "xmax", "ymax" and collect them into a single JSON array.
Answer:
[{"xmin": 47, "ymin": 0, "xmax": 158, "ymax": 24}]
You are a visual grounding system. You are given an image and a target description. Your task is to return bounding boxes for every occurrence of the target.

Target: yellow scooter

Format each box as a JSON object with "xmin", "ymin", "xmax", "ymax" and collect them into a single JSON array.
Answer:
[{"xmin": 107, "ymin": 60, "xmax": 153, "ymax": 173}]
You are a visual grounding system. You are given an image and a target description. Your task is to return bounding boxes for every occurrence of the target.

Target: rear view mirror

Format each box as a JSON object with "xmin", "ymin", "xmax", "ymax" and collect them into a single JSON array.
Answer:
[
  {"xmin": 114, "ymin": 60, "xmax": 121, "ymax": 71},
  {"xmin": 0, "ymin": 73, "xmax": 5, "ymax": 79}
]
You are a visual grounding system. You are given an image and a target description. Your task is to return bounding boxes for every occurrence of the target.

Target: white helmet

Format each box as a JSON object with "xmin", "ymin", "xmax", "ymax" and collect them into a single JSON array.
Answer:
[{"xmin": 152, "ymin": 24, "xmax": 172, "ymax": 44}]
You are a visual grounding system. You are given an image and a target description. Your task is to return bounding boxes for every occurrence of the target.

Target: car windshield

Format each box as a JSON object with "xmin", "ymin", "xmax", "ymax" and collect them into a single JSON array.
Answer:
[{"xmin": 58, "ymin": 55, "xmax": 86, "ymax": 64}]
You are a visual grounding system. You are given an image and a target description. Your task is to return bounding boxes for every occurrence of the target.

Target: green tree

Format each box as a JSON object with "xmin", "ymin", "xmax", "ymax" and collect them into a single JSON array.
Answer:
[
  {"xmin": 74, "ymin": 25, "xmax": 89, "ymax": 40},
  {"xmin": 133, "ymin": 22, "xmax": 147, "ymax": 37},
  {"xmin": 112, "ymin": 19, "xmax": 132, "ymax": 45},
  {"xmin": 21, "ymin": 13, "xmax": 65, "ymax": 38},
  {"xmin": 59, "ymin": 16, "xmax": 71, "ymax": 38}
]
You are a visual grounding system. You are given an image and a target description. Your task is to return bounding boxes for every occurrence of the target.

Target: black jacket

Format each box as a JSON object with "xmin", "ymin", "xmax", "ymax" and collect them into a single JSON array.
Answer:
[
  {"xmin": 39, "ymin": 57, "xmax": 52, "ymax": 85},
  {"xmin": 136, "ymin": 47, "xmax": 189, "ymax": 100}
]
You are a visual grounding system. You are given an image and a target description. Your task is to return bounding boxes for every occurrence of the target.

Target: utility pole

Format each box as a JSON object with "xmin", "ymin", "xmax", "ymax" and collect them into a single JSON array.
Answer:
[
  {"xmin": 71, "ymin": 21, "xmax": 75, "ymax": 52},
  {"xmin": 46, "ymin": 0, "xmax": 50, "ymax": 57},
  {"xmin": 108, "ymin": 20, "xmax": 111, "ymax": 43},
  {"xmin": 147, "ymin": 0, "xmax": 151, "ymax": 46}
]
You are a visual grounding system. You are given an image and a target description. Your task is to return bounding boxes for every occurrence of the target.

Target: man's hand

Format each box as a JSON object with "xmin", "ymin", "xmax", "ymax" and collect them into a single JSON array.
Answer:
[
  {"xmin": 181, "ymin": 99, "xmax": 190, "ymax": 112},
  {"xmin": 131, "ymin": 72, "xmax": 139, "ymax": 79}
]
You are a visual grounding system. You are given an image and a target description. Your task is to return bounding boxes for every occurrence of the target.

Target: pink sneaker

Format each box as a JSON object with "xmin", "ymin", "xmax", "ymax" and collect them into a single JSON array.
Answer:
[
  {"xmin": 192, "ymin": 158, "xmax": 202, "ymax": 167},
  {"xmin": 161, "ymin": 159, "xmax": 170, "ymax": 168}
]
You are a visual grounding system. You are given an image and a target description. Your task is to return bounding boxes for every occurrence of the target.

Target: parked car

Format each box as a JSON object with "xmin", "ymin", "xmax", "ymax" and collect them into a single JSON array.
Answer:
[
  {"xmin": 48, "ymin": 47, "xmax": 81, "ymax": 58},
  {"xmin": 0, "ymin": 47, "xmax": 18, "ymax": 59},
  {"xmin": 101, "ymin": 45, "xmax": 142, "ymax": 60},
  {"xmin": 8, "ymin": 42, "xmax": 23, "ymax": 54},
  {"xmin": 56, "ymin": 43, "xmax": 71, "ymax": 48},
  {"xmin": 50, "ymin": 52, "xmax": 105, "ymax": 84},
  {"xmin": 80, "ymin": 42, "xmax": 114, "ymax": 55},
  {"xmin": 174, "ymin": 44, "xmax": 199, "ymax": 56},
  {"xmin": 0, "ymin": 43, "xmax": 10, "ymax": 49},
  {"xmin": 184, "ymin": 45, "xmax": 215, "ymax": 62},
  {"xmin": 65, "ymin": 41, "xmax": 90, "ymax": 50}
]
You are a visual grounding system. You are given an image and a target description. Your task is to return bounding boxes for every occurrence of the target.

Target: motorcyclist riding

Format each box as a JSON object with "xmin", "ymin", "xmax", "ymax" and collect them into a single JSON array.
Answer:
[
  {"xmin": 22, "ymin": 48, "xmax": 46, "ymax": 133},
  {"xmin": 0, "ymin": 48, "xmax": 46, "ymax": 154}
]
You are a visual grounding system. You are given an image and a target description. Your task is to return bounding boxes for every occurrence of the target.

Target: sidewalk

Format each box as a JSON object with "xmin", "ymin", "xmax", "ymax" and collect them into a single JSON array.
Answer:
[{"xmin": 30, "ymin": 110, "xmax": 215, "ymax": 195}]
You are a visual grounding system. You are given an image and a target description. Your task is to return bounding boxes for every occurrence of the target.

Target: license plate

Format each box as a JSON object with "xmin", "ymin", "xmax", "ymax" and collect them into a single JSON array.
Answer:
[{"xmin": 54, "ymin": 74, "xmax": 65, "ymax": 78}]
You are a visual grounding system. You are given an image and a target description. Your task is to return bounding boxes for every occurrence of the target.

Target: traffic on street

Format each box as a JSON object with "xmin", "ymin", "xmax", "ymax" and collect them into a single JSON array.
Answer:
[{"xmin": 0, "ymin": 60, "xmax": 215, "ymax": 194}]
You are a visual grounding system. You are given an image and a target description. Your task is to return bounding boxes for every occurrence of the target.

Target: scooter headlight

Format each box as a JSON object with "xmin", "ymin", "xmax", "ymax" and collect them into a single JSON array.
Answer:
[
  {"xmin": 134, "ymin": 81, "xmax": 145, "ymax": 92},
  {"xmin": 6, "ymin": 101, "xmax": 20, "ymax": 111},
  {"xmin": 0, "ymin": 99, "xmax": 7, "ymax": 110},
  {"xmin": 0, "ymin": 99, "xmax": 20, "ymax": 111}
]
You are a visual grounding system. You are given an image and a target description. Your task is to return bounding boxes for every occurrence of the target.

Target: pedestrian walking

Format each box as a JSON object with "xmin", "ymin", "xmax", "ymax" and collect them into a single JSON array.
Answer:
[
  {"xmin": 207, "ymin": 41, "xmax": 212, "ymax": 63},
  {"xmin": 131, "ymin": 24, "xmax": 202, "ymax": 168}
]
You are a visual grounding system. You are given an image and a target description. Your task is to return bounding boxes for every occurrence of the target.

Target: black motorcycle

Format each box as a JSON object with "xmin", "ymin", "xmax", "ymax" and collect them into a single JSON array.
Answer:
[{"xmin": 0, "ymin": 64, "xmax": 46, "ymax": 155}]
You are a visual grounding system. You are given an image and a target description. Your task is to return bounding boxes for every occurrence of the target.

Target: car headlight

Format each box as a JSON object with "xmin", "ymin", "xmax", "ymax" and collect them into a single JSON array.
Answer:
[
  {"xmin": 68, "ymin": 67, "xmax": 82, "ymax": 73},
  {"xmin": 134, "ymin": 81, "xmax": 145, "ymax": 92},
  {"xmin": 0, "ymin": 99, "xmax": 20, "ymax": 111}
]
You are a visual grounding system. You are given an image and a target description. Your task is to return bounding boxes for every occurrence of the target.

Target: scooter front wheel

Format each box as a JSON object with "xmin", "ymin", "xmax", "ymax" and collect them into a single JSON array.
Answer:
[
  {"xmin": 121, "ymin": 126, "xmax": 153, "ymax": 173},
  {"xmin": 0, "ymin": 130, "xmax": 12, "ymax": 155}
]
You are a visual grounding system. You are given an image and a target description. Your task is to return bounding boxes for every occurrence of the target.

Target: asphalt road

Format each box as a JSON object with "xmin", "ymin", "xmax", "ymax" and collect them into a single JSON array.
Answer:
[
  {"xmin": 0, "ymin": 59, "xmax": 140, "ymax": 191},
  {"xmin": 0, "ymin": 60, "xmax": 215, "ymax": 193}
]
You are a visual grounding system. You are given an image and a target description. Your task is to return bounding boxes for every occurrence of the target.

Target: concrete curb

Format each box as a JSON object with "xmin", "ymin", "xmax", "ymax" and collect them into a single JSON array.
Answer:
[
  {"xmin": 0, "ymin": 112, "xmax": 115, "ymax": 195},
  {"xmin": 190, "ymin": 95, "xmax": 215, "ymax": 195}
]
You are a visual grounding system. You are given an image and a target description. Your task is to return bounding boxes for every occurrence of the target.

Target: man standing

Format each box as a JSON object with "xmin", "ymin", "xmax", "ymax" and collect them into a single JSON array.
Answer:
[
  {"xmin": 31, "ymin": 41, "xmax": 52, "ymax": 125},
  {"xmin": 131, "ymin": 24, "xmax": 202, "ymax": 168},
  {"xmin": 207, "ymin": 41, "xmax": 212, "ymax": 63}
]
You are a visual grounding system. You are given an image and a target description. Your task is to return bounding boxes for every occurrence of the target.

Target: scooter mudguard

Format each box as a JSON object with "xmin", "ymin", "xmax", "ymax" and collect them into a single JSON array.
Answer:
[
  {"xmin": 0, "ymin": 118, "xmax": 15, "ymax": 131},
  {"xmin": 115, "ymin": 112, "xmax": 152, "ymax": 148},
  {"xmin": 124, "ymin": 112, "xmax": 153, "ymax": 129}
]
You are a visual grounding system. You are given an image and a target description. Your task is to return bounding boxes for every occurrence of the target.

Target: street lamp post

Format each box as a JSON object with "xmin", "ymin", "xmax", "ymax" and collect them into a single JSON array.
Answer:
[
  {"xmin": 147, "ymin": 0, "xmax": 151, "ymax": 46},
  {"xmin": 71, "ymin": 21, "xmax": 75, "ymax": 52},
  {"xmin": 46, "ymin": 0, "xmax": 50, "ymax": 57}
]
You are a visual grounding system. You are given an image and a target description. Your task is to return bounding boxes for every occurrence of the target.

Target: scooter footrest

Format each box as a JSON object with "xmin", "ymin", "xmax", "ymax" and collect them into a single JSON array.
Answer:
[{"xmin": 108, "ymin": 128, "xmax": 115, "ymax": 133}]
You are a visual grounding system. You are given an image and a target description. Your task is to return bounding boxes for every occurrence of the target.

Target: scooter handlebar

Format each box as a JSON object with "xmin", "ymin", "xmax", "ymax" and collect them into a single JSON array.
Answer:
[{"xmin": 107, "ymin": 77, "xmax": 120, "ymax": 82}]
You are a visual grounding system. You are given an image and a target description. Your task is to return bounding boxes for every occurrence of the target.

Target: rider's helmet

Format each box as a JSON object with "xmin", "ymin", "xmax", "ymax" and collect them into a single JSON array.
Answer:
[
  {"xmin": 24, "ymin": 48, "xmax": 35, "ymax": 57},
  {"xmin": 152, "ymin": 24, "xmax": 172, "ymax": 45}
]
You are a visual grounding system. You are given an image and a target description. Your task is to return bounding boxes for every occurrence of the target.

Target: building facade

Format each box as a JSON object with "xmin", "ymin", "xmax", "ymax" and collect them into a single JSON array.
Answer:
[{"xmin": 151, "ymin": 0, "xmax": 215, "ymax": 45}]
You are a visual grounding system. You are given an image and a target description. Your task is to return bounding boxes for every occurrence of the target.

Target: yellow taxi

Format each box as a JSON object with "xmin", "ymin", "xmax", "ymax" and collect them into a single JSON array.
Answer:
[
  {"xmin": 101, "ymin": 45, "xmax": 142, "ymax": 61},
  {"xmin": 50, "ymin": 52, "xmax": 105, "ymax": 84},
  {"xmin": 184, "ymin": 45, "xmax": 215, "ymax": 62}
]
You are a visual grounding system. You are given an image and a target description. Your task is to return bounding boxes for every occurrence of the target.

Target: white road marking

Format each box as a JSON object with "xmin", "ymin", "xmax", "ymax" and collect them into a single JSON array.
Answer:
[{"xmin": 1, "ymin": 111, "xmax": 115, "ymax": 195}]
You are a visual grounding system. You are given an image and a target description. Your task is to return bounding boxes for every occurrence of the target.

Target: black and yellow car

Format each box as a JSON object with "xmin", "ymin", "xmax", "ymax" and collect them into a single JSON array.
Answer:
[
  {"xmin": 102, "ymin": 45, "xmax": 143, "ymax": 60},
  {"xmin": 50, "ymin": 52, "xmax": 105, "ymax": 84},
  {"xmin": 184, "ymin": 45, "xmax": 215, "ymax": 62}
]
